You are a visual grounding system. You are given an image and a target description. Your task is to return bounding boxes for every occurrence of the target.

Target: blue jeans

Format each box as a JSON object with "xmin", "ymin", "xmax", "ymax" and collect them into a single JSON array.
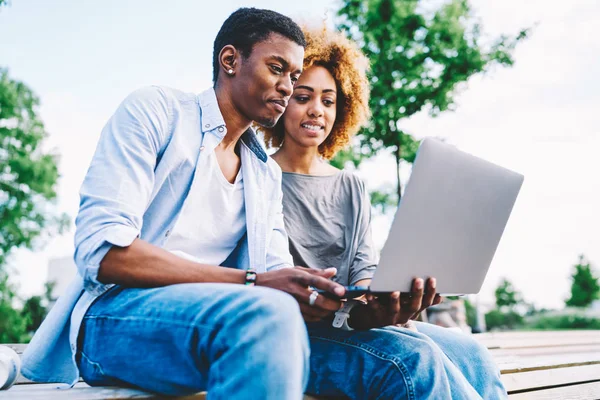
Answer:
[
  {"xmin": 76, "ymin": 284, "xmax": 310, "ymax": 399},
  {"xmin": 307, "ymin": 322, "xmax": 507, "ymax": 400}
]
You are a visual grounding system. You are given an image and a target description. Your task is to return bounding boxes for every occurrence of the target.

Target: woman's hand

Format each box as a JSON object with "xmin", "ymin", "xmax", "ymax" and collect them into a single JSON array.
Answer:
[{"xmin": 349, "ymin": 277, "xmax": 442, "ymax": 330}]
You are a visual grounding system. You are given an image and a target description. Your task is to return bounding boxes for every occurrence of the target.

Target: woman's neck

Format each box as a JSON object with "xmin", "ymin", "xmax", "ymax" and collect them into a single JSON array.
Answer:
[{"xmin": 273, "ymin": 141, "xmax": 337, "ymax": 176}]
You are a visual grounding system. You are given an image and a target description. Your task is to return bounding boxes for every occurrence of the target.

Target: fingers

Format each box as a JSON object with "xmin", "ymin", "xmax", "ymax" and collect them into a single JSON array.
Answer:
[
  {"xmin": 293, "ymin": 271, "xmax": 345, "ymax": 298},
  {"xmin": 299, "ymin": 266, "xmax": 338, "ymax": 279},
  {"xmin": 421, "ymin": 278, "xmax": 437, "ymax": 309},
  {"xmin": 303, "ymin": 288, "xmax": 342, "ymax": 312},
  {"xmin": 316, "ymin": 267, "xmax": 338, "ymax": 279},
  {"xmin": 388, "ymin": 291, "xmax": 401, "ymax": 315},
  {"xmin": 299, "ymin": 303, "xmax": 330, "ymax": 322},
  {"xmin": 393, "ymin": 278, "xmax": 424, "ymax": 324}
]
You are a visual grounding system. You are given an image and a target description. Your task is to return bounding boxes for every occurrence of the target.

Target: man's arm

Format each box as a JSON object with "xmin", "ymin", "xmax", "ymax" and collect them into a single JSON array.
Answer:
[
  {"xmin": 98, "ymin": 238, "xmax": 246, "ymax": 286},
  {"xmin": 74, "ymin": 86, "xmax": 171, "ymax": 294}
]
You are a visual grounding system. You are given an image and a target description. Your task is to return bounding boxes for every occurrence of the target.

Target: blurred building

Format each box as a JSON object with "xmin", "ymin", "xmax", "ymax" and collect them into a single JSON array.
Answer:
[{"xmin": 47, "ymin": 256, "xmax": 77, "ymax": 300}]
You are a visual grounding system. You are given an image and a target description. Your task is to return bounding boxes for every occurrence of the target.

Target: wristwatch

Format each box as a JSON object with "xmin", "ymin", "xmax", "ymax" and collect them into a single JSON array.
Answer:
[
  {"xmin": 245, "ymin": 269, "xmax": 257, "ymax": 286},
  {"xmin": 332, "ymin": 300, "xmax": 361, "ymax": 331}
]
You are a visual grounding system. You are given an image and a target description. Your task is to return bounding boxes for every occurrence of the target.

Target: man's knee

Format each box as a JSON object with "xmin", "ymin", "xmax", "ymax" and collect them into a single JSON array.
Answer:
[
  {"xmin": 229, "ymin": 287, "xmax": 309, "ymax": 376},
  {"xmin": 241, "ymin": 287, "xmax": 303, "ymax": 326},
  {"xmin": 223, "ymin": 286, "xmax": 307, "ymax": 348}
]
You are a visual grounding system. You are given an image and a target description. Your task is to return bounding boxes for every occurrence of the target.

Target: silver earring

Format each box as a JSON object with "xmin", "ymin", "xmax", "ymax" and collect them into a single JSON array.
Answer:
[{"xmin": 228, "ymin": 69, "xmax": 234, "ymax": 75}]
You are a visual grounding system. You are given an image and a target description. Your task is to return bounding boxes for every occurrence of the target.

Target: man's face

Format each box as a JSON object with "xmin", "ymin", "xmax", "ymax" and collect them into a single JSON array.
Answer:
[{"xmin": 231, "ymin": 33, "xmax": 304, "ymax": 128}]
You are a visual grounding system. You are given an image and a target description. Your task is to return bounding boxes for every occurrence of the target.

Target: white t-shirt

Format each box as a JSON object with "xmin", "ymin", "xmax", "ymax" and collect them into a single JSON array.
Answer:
[{"xmin": 164, "ymin": 148, "xmax": 246, "ymax": 265}]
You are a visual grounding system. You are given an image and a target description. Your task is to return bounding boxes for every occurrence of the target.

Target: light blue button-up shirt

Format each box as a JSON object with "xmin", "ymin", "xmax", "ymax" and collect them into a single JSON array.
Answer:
[{"xmin": 21, "ymin": 86, "xmax": 294, "ymax": 385}]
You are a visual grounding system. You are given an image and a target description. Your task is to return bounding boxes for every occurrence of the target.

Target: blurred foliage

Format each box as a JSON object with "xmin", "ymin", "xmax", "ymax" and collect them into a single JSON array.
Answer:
[
  {"xmin": 566, "ymin": 254, "xmax": 599, "ymax": 308},
  {"xmin": 494, "ymin": 277, "xmax": 523, "ymax": 310},
  {"xmin": 463, "ymin": 297, "xmax": 477, "ymax": 328},
  {"xmin": 0, "ymin": 271, "xmax": 55, "ymax": 343},
  {"xmin": 0, "ymin": 270, "xmax": 29, "ymax": 342},
  {"xmin": 527, "ymin": 315, "xmax": 600, "ymax": 330},
  {"xmin": 0, "ymin": 66, "xmax": 67, "ymax": 341},
  {"xmin": 334, "ymin": 0, "xmax": 529, "ymax": 205},
  {"xmin": 485, "ymin": 278, "xmax": 527, "ymax": 331},
  {"xmin": 22, "ymin": 281, "xmax": 55, "ymax": 333},
  {"xmin": 0, "ymin": 68, "xmax": 69, "ymax": 269},
  {"xmin": 485, "ymin": 309, "xmax": 524, "ymax": 331},
  {"xmin": 485, "ymin": 269, "xmax": 600, "ymax": 332}
]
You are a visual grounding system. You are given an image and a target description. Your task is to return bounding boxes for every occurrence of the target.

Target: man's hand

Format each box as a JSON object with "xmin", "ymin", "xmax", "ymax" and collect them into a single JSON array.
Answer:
[
  {"xmin": 256, "ymin": 267, "xmax": 345, "ymax": 322},
  {"xmin": 349, "ymin": 277, "xmax": 442, "ymax": 330}
]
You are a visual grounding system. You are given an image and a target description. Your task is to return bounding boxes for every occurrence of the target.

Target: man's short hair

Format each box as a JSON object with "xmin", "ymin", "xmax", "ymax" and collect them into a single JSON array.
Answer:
[{"xmin": 212, "ymin": 7, "xmax": 306, "ymax": 84}]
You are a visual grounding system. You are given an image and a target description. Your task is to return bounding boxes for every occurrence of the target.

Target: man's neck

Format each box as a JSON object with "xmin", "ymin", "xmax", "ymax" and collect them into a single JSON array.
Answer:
[{"xmin": 214, "ymin": 85, "xmax": 251, "ymax": 152}]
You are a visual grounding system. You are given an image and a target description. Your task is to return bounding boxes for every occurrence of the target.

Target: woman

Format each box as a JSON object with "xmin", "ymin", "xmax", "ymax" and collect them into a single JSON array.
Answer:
[{"xmin": 263, "ymin": 28, "xmax": 507, "ymax": 399}]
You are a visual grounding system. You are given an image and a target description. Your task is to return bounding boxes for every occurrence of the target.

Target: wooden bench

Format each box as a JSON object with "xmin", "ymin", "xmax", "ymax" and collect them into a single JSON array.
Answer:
[{"xmin": 3, "ymin": 330, "xmax": 600, "ymax": 399}]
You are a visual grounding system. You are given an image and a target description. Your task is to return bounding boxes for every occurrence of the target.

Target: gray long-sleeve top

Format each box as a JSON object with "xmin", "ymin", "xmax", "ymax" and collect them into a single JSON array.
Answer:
[{"xmin": 281, "ymin": 170, "xmax": 378, "ymax": 286}]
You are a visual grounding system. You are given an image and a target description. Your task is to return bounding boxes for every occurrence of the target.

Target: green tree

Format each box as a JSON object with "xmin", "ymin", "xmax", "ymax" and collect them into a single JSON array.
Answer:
[
  {"xmin": 1, "ymin": 68, "xmax": 67, "ymax": 341},
  {"xmin": 484, "ymin": 309, "xmax": 523, "ymax": 331},
  {"xmin": 21, "ymin": 281, "xmax": 55, "ymax": 333},
  {"xmin": 484, "ymin": 278, "xmax": 525, "ymax": 331},
  {"xmin": 336, "ymin": 0, "xmax": 529, "ymax": 202},
  {"xmin": 566, "ymin": 255, "xmax": 599, "ymax": 308},
  {"xmin": 0, "ymin": 271, "xmax": 29, "ymax": 342},
  {"xmin": 0, "ymin": 68, "xmax": 68, "ymax": 268},
  {"xmin": 463, "ymin": 298, "xmax": 477, "ymax": 328},
  {"xmin": 495, "ymin": 277, "xmax": 523, "ymax": 310}
]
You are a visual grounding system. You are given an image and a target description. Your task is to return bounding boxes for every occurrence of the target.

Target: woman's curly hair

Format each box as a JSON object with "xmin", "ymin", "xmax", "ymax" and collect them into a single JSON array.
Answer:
[{"xmin": 261, "ymin": 27, "xmax": 371, "ymax": 159}]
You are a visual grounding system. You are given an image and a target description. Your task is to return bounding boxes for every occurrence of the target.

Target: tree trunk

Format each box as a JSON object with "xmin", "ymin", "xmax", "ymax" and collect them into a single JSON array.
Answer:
[{"xmin": 395, "ymin": 139, "xmax": 402, "ymax": 202}]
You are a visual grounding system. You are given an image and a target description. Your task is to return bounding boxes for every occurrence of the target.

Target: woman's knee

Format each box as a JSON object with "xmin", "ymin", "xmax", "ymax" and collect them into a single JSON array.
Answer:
[{"xmin": 365, "ymin": 333, "xmax": 449, "ymax": 398}]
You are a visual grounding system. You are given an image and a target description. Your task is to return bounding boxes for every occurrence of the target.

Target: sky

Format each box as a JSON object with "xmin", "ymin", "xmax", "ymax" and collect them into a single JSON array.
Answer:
[{"xmin": 1, "ymin": 0, "xmax": 598, "ymax": 309}]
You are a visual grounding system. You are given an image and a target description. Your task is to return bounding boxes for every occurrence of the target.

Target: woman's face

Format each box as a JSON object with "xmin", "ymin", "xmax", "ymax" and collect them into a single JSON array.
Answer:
[{"xmin": 282, "ymin": 65, "xmax": 337, "ymax": 149}]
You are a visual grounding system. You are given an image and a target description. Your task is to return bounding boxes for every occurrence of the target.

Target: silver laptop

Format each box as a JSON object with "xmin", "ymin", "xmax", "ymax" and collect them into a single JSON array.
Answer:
[{"xmin": 367, "ymin": 137, "xmax": 524, "ymax": 296}]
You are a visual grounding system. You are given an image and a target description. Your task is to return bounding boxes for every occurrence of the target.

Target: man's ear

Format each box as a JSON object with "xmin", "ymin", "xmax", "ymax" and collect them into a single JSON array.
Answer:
[{"xmin": 219, "ymin": 45, "xmax": 238, "ymax": 78}]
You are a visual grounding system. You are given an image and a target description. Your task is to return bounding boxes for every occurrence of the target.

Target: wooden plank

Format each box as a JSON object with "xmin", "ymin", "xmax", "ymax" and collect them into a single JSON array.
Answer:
[
  {"xmin": 508, "ymin": 381, "xmax": 600, "ymax": 400},
  {"xmin": 3, "ymin": 343, "xmax": 26, "ymax": 355},
  {"xmin": 489, "ymin": 344, "xmax": 600, "ymax": 357},
  {"xmin": 476, "ymin": 330, "xmax": 600, "ymax": 340},
  {"xmin": 501, "ymin": 363, "xmax": 600, "ymax": 393},
  {"xmin": 1, "ymin": 382, "xmax": 167, "ymax": 399},
  {"xmin": 492, "ymin": 352, "xmax": 600, "ymax": 374},
  {"xmin": 475, "ymin": 330, "xmax": 600, "ymax": 349},
  {"xmin": 1, "ymin": 383, "xmax": 319, "ymax": 400}
]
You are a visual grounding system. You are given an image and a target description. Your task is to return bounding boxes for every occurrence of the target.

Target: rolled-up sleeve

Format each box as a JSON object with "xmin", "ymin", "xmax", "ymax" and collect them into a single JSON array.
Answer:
[
  {"xmin": 74, "ymin": 86, "xmax": 170, "ymax": 295},
  {"xmin": 349, "ymin": 179, "xmax": 378, "ymax": 286}
]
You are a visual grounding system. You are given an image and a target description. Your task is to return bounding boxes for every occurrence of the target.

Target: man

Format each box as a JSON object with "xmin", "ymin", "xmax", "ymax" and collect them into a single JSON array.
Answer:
[{"xmin": 21, "ymin": 8, "xmax": 345, "ymax": 399}]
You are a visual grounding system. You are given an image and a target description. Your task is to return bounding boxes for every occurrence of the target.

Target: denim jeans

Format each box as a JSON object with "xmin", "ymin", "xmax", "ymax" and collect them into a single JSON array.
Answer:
[
  {"xmin": 76, "ymin": 284, "xmax": 310, "ymax": 399},
  {"xmin": 307, "ymin": 321, "xmax": 507, "ymax": 400}
]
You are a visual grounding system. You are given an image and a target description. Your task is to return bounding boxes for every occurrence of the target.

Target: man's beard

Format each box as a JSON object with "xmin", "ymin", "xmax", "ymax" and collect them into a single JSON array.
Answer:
[{"xmin": 255, "ymin": 114, "xmax": 278, "ymax": 128}]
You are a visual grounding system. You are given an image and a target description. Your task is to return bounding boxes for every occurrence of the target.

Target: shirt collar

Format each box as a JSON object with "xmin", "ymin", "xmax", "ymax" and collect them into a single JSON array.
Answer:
[
  {"xmin": 198, "ymin": 88, "xmax": 267, "ymax": 163},
  {"xmin": 198, "ymin": 87, "xmax": 226, "ymax": 134},
  {"xmin": 241, "ymin": 128, "xmax": 268, "ymax": 163}
]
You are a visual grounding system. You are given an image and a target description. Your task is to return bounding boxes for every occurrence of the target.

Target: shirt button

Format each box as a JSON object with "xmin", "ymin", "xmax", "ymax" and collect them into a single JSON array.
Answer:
[
  {"xmin": 165, "ymin": 230, "xmax": 170, "ymax": 237},
  {"xmin": 205, "ymin": 124, "xmax": 210, "ymax": 129},
  {"xmin": 200, "ymin": 146, "xmax": 205, "ymax": 151},
  {"xmin": 218, "ymin": 126, "xmax": 225, "ymax": 133},
  {"xmin": 71, "ymin": 344, "xmax": 76, "ymax": 351}
]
